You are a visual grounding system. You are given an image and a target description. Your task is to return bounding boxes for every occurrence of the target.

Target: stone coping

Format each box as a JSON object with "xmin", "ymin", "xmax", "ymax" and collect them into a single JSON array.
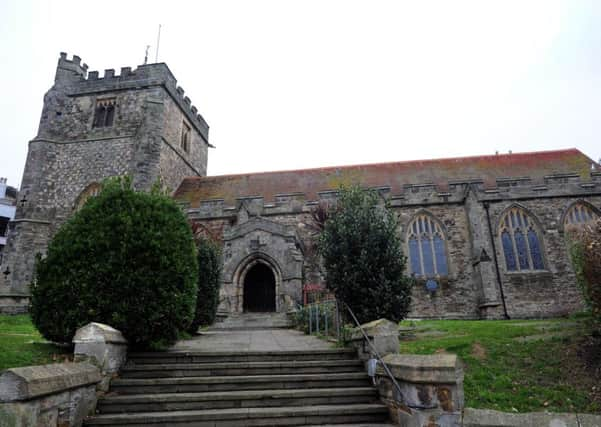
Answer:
[
  {"xmin": 463, "ymin": 408, "xmax": 601, "ymax": 427},
  {"xmin": 378, "ymin": 353, "xmax": 463, "ymax": 384},
  {"xmin": 350, "ymin": 318, "xmax": 398, "ymax": 340},
  {"xmin": 0, "ymin": 362, "xmax": 101, "ymax": 402},
  {"xmin": 73, "ymin": 322, "xmax": 127, "ymax": 345}
]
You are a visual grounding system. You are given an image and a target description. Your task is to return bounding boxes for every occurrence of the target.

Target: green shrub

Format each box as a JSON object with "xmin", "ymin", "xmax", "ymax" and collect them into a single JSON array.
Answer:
[
  {"xmin": 318, "ymin": 185, "xmax": 412, "ymax": 324},
  {"xmin": 30, "ymin": 177, "xmax": 198, "ymax": 348},
  {"xmin": 189, "ymin": 236, "xmax": 222, "ymax": 332},
  {"xmin": 569, "ymin": 219, "xmax": 601, "ymax": 329}
]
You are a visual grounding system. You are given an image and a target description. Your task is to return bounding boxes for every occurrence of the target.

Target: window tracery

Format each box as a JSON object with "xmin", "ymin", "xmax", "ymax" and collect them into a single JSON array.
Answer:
[
  {"xmin": 499, "ymin": 207, "xmax": 545, "ymax": 272},
  {"xmin": 563, "ymin": 202, "xmax": 598, "ymax": 228},
  {"xmin": 92, "ymin": 98, "xmax": 116, "ymax": 128},
  {"xmin": 407, "ymin": 214, "xmax": 448, "ymax": 278}
]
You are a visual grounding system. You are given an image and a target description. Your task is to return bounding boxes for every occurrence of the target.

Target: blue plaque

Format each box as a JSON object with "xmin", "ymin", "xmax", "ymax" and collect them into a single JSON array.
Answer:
[{"xmin": 426, "ymin": 279, "xmax": 438, "ymax": 292}]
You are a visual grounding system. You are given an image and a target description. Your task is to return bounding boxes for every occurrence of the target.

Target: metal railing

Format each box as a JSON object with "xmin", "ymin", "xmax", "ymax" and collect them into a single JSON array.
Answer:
[
  {"xmin": 297, "ymin": 297, "xmax": 404, "ymax": 404},
  {"xmin": 298, "ymin": 299, "xmax": 341, "ymax": 339},
  {"xmin": 338, "ymin": 299, "xmax": 404, "ymax": 404}
]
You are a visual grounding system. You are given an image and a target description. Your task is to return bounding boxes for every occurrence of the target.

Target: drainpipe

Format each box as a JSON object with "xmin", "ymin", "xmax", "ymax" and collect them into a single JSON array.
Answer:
[{"xmin": 483, "ymin": 202, "xmax": 510, "ymax": 320}]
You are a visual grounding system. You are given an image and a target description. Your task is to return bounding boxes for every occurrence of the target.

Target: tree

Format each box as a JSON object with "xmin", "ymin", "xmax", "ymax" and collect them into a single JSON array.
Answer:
[
  {"xmin": 189, "ymin": 235, "xmax": 222, "ymax": 332},
  {"xmin": 318, "ymin": 185, "xmax": 412, "ymax": 324},
  {"xmin": 30, "ymin": 177, "xmax": 198, "ymax": 348}
]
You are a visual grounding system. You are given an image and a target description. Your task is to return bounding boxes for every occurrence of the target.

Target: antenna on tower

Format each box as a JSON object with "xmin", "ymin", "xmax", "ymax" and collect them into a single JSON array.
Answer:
[
  {"xmin": 155, "ymin": 24, "xmax": 162, "ymax": 63},
  {"xmin": 144, "ymin": 45, "xmax": 150, "ymax": 65}
]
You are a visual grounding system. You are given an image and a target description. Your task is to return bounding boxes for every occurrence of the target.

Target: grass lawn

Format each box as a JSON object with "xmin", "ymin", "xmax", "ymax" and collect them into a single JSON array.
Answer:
[
  {"xmin": 0, "ymin": 314, "xmax": 71, "ymax": 371},
  {"xmin": 399, "ymin": 317, "xmax": 600, "ymax": 414}
]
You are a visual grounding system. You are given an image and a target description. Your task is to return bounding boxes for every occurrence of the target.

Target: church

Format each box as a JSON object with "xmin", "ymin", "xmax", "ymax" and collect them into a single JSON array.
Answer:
[{"xmin": 1, "ymin": 53, "xmax": 600, "ymax": 319}]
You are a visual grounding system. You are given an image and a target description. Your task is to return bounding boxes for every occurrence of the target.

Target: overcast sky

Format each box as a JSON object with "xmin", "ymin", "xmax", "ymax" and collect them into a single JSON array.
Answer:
[{"xmin": 1, "ymin": 0, "xmax": 600, "ymax": 189}]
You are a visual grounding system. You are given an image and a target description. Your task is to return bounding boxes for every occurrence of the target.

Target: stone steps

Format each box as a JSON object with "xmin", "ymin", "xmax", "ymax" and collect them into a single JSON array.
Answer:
[
  {"xmin": 120, "ymin": 360, "xmax": 363, "ymax": 378},
  {"xmin": 208, "ymin": 313, "xmax": 292, "ymax": 331},
  {"xmin": 86, "ymin": 347, "xmax": 391, "ymax": 426},
  {"xmin": 127, "ymin": 349, "xmax": 357, "ymax": 364},
  {"xmin": 110, "ymin": 372, "xmax": 372, "ymax": 394},
  {"xmin": 98, "ymin": 387, "xmax": 378, "ymax": 413},
  {"xmin": 85, "ymin": 404, "xmax": 389, "ymax": 426}
]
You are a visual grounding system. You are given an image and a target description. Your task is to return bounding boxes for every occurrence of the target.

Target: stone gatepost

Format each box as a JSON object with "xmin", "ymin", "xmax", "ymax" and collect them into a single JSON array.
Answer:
[
  {"xmin": 376, "ymin": 353, "xmax": 464, "ymax": 427},
  {"xmin": 72, "ymin": 322, "xmax": 128, "ymax": 391},
  {"xmin": 349, "ymin": 318, "xmax": 400, "ymax": 361}
]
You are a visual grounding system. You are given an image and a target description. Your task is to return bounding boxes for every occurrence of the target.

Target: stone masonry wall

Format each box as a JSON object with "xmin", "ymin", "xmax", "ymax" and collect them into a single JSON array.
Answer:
[
  {"xmin": 185, "ymin": 176, "xmax": 601, "ymax": 319},
  {"xmin": 487, "ymin": 194, "xmax": 601, "ymax": 318},
  {"xmin": 160, "ymin": 96, "xmax": 208, "ymax": 193}
]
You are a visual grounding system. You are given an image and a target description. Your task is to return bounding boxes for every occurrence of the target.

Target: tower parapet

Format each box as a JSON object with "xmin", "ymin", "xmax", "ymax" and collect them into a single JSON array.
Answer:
[{"xmin": 52, "ymin": 53, "xmax": 209, "ymax": 142}]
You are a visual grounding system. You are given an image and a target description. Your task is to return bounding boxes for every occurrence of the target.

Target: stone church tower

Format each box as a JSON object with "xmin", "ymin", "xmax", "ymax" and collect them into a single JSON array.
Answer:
[{"xmin": 0, "ymin": 53, "xmax": 210, "ymax": 313}]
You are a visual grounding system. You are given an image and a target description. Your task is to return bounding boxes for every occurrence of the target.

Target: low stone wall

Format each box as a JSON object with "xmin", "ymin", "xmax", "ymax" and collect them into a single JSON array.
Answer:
[
  {"xmin": 0, "ymin": 322, "xmax": 129, "ymax": 427},
  {"xmin": 0, "ymin": 362, "xmax": 101, "ymax": 427},
  {"xmin": 463, "ymin": 408, "xmax": 601, "ymax": 427}
]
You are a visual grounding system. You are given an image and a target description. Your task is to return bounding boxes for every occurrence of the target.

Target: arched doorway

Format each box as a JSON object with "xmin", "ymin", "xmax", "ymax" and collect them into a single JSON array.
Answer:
[{"xmin": 243, "ymin": 262, "xmax": 276, "ymax": 312}]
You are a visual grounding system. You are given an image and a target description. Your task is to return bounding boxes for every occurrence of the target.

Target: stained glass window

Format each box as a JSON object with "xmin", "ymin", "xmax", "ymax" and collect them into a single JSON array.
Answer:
[
  {"xmin": 563, "ymin": 202, "xmax": 598, "ymax": 228},
  {"xmin": 498, "ymin": 207, "xmax": 545, "ymax": 272},
  {"xmin": 407, "ymin": 214, "xmax": 449, "ymax": 277}
]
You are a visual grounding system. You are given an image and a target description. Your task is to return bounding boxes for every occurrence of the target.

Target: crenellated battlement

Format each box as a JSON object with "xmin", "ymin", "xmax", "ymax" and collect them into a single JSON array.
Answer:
[
  {"xmin": 52, "ymin": 53, "xmax": 209, "ymax": 141},
  {"xmin": 182, "ymin": 170, "xmax": 601, "ymax": 220}
]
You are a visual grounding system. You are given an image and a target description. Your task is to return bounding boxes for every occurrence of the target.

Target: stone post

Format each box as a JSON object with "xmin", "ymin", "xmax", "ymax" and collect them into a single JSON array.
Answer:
[
  {"xmin": 375, "ymin": 353, "xmax": 464, "ymax": 427},
  {"xmin": 72, "ymin": 322, "xmax": 127, "ymax": 391},
  {"xmin": 349, "ymin": 318, "xmax": 400, "ymax": 361}
]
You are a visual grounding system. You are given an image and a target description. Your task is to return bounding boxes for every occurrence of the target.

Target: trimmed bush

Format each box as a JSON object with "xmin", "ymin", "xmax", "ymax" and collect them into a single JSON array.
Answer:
[
  {"xmin": 318, "ymin": 185, "xmax": 412, "ymax": 324},
  {"xmin": 30, "ymin": 177, "xmax": 198, "ymax": 348},
  {"xmin": 189, "ymin": 236, "xmax": 222, "ymax": 332}
]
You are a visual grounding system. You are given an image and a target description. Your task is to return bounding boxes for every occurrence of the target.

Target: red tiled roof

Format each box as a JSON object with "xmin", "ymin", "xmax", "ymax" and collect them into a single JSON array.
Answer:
[{"xmin": 174, "ymin": 149, "xmax": 597, "ymax": 206}]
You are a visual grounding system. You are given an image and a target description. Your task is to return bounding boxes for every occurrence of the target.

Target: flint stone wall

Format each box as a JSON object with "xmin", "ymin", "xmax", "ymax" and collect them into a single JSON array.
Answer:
[
  {"xmin": 186, "ymin": 178, "xmax": 601, "ymax": 319},
  {"xmin": 0, "ymin": 54, "xmax": 210, "ymax": 309}
]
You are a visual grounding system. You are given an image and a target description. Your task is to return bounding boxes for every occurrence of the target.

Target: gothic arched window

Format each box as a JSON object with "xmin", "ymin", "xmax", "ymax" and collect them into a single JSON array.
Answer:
[
  {"xmin": 93, "ymin": 98, "xmax": 116, "ymax": 128},
  {"xmin": 563, "ymin": 202, "xmax": 599, "ymax": 229},
  {"xmin": 74, "ymin": 183, "xmax": 102, "ymax": 211},
  {"xmin": 498, "ymin": 207, "xmax": 545, "ymax": 272},
  {"xmin": 407, "ymin": 214, "xmax": 448, "ymax": 278}
]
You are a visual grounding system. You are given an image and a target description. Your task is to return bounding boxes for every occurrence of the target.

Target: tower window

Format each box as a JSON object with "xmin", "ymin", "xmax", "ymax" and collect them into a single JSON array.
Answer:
[
  {"xmin": 181, "ymin": 121, "xmax": 191, "ymax": 153},
  {"xmin": 93, "ymin": 98, "xmax": 116, "ymax": 128},
  {"xmin": 0, "ymin": 216, "xmax": 9, "ymax": 237}
]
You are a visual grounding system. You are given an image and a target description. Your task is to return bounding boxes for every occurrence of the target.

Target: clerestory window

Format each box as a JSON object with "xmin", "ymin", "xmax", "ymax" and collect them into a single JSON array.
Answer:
[
  {"xmin": 93, "ymin": 98, "xmax": 116, "ymax": 128},
  {"xmin": 407, "ymin": 214, "xmax": 449, "ymax": 278},
  {"xmin": 499, "ymin": 207, "xmax": 545, "ymax": 272}
]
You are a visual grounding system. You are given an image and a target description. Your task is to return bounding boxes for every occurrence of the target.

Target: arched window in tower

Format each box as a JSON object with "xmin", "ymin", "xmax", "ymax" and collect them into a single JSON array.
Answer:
[
  {"xmin": 93, "ymin": 98, "xmax": 116, "ymax": 128},
  {"xmin": 563, "ymin": 202, "xmax": 599, "ymax": 229},
  {"xmin": 498, "ymin": 207, "xmax": 545, "ymax": 272},
  {"xmin": 407, "ymin": 214, "xmax": 448, "ymax": 278},
  {"xmin": 74, "ymin": 183, "xmax": 102, "ymax": 211}
]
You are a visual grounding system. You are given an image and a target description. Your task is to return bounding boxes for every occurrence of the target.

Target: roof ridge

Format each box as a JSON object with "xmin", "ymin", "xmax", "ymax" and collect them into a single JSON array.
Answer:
[{"xmin": 199, "ymin": 148, "xmax": 584, "ymax": 181}]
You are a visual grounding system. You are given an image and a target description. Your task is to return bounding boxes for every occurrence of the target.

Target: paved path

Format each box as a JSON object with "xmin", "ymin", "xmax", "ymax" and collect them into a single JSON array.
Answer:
[{"xmin": 171, "ymin": 328, "xmax": 336, "ymax": 352}]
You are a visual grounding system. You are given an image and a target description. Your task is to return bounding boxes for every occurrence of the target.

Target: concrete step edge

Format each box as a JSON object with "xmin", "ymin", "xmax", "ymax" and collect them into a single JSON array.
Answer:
[
  {"xmin": 100, "ymin": 387, "xmax": 377, "ymax": 403},
  {"xmin": 85, "ymin": 403, "xmax": 389, "ymax": 424},
  {"xmin": 112, "ymin": 372, "xmax": 369, "ymax": 386},
  {"xmin": 128, "ymin": 349, "xmax": 355, "ymax": 358},
  {"xmin": 123, "ymin": 360, "xmax": 362, "ymax": 370}
]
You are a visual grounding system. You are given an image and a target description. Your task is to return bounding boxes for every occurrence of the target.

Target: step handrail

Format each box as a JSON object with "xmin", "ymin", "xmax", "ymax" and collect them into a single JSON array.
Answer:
[{"xmin": 338, "ymin": 299, "xmax": 404, "ymax": 404}]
